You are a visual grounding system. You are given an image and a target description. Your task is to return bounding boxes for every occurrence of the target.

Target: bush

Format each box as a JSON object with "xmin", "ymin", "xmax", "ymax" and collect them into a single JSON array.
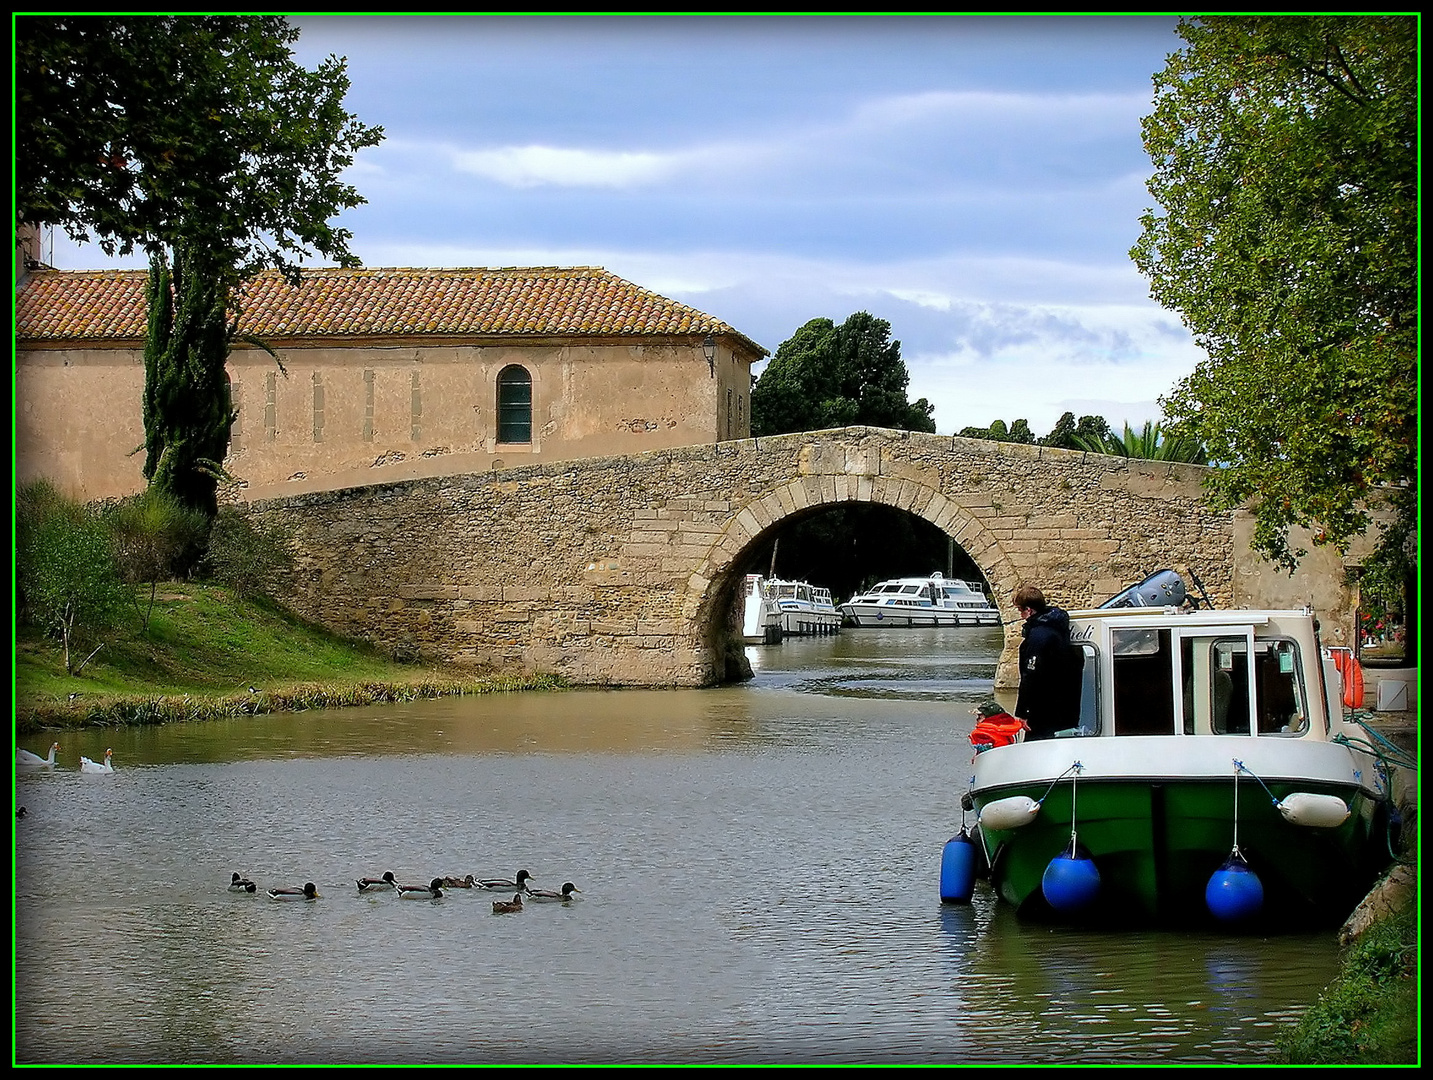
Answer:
[
  {"xmin": 201, "ymin": 506, "xmax": 295, "ymax": 600},
  {"xmin": 103, "ymin": 489, "xmax": 211, "ymax": 629},
  {"xmin": 16, "ymin": 479, "xmax": 129, "ymax": 673}
]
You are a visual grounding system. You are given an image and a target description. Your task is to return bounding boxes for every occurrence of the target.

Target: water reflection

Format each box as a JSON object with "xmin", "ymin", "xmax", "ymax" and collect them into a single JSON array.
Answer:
[{"xmin": 15, "ymin": 628, "xmax": 1336, "ymax": 1064}]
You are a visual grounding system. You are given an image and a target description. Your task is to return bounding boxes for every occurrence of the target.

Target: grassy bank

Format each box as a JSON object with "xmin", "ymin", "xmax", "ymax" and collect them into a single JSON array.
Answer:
[{"xmin": 15, "ymin": 583, "xmax": 564, "ymax": 734}]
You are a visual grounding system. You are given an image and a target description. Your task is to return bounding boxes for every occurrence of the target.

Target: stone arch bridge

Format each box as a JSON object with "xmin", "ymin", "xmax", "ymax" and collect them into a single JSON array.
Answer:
[{"xmin": 251, "ymin": 426, "xmax": 1352, "ymax": 689}]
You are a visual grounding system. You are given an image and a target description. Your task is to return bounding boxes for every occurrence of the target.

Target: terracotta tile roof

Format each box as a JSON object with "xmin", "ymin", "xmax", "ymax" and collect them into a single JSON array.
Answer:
[{"xmin": 15, "ymin": 266, "xmax": 767, "ymax": 356}]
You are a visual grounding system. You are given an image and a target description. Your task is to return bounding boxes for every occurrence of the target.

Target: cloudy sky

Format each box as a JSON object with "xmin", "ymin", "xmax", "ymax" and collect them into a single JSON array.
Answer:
[{"xmin": 44, "ymin": 14, "xmax": 1207, "ymax": 437}]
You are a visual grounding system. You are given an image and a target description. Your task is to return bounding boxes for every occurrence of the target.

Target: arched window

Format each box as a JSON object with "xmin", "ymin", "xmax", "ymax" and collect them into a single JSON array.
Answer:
[{"xmin": 497, "ymin": 365, "xmax": 532, "ymax": 444}]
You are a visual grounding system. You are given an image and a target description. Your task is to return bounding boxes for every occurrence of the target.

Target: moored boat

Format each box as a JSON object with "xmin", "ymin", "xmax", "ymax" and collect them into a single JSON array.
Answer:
[
  {"xmin": 770, "ymin": 579, "xmax": 843, "ymax": 636},
  {"xmin": 741, "ymin": 574, "xmax": 783, "ymax": 644},
  {"xmin": 957, "ymin": 580, "xmax": 1397, "ymax": 929},
  {"xmin": 842, "ymin": 572, "xmax": 1000, "ymax": 627}
]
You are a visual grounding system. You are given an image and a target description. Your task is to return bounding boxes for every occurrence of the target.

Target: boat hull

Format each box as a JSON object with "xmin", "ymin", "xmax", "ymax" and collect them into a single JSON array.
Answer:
[
  {"xmin": 841, "ymin": 605, "xmax": 1000, "ymax": 628},
  {"xmin": 970, "ymin": 736, "xmax": 1390, "ymax": 929}
]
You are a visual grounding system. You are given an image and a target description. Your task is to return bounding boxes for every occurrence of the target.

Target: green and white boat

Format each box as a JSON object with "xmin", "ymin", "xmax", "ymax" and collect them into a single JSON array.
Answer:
[{"xmin": 962, "ymin": 580, "xmax": 1396, "ymax": 929}]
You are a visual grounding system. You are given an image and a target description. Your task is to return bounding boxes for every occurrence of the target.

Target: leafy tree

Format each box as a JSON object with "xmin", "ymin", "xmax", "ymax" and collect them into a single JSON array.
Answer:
[
  {"xmin": 1040, "ymin": 412, "xmax": 1113, "ymax": 452},
  {"xmin": 16, "ymin": 480, "xmax": 128, "ymax": 674},
  {"xmin": 751, "ymin": 312, "xmax": 936, "ymax": 436},
  {"xmin": 958, "ymin": 418, "xmax": 1036, "ymax": 444},
  {"xmin": 16, "ymin": 16, "xmax": 383, "ymax": 517},
  {"xmin": 104, "ymin": 488, "xmax": 210, "ymax": 631},
  {"xmin": 1131, "ymin": 16, "xmax": 1416, "ymax": 578},
  {"xmin": 1072, "ymin": 420, "xmax": 1209, "ymax": 464}
]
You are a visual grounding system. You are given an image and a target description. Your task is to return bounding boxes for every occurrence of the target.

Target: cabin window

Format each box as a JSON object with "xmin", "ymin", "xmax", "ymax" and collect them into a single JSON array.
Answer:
[
  {"xmin": 1076, "ymin": 642, "xmax": 1099, "ymax": 733},
  {"xmin": 1209, "ymin": 638, "xmax": 1308, "ymax": 736},
  {"xmin": 497, "ymin": 365, "xmax": 532, "ymax": 444},
  {"xmin": 1111, "ymin": 627, "xmax": 1176, "ymax": 735}
]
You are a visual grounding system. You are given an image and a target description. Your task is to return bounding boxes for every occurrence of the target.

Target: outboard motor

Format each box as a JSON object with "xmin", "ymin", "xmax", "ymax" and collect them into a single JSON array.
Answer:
[{"xmin": 1098, "ymin": 569, "xmax": 1189, "ymax": 609}]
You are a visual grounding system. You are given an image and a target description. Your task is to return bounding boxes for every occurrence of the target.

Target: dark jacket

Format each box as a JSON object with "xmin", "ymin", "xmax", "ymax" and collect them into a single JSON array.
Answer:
[{"xmin": 1014, "ymin": 606, "xmax": 1083, "ymax": 740}]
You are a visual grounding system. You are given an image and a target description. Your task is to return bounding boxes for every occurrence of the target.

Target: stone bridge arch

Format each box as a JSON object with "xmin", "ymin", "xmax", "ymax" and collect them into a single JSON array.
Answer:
[{"xmin": 253, "ymin": 426, "xmax": 1352, "ymax": 690}]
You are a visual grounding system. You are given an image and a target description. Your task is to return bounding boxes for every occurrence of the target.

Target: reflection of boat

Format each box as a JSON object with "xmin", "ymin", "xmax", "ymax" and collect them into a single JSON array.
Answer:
[
  {"xmin": 841, "ymin": 572, "xmax": 999, "ymax": 627},
  {"xmin": 960, "ymin": 582, "xmax": 1396, "ymax": 929},
  {"xmin": 741, "ymin": 574, "xmax": 783, "ymax": 644},
  {"xmin": 771, "ymin": 579, "xmax": 843, "ymax": 636}
]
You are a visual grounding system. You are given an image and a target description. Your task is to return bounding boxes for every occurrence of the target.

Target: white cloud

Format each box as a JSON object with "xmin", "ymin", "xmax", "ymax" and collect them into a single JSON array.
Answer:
[{"xmin": 452, "ymin": 145, "xmax": 691, "ymax": 188}]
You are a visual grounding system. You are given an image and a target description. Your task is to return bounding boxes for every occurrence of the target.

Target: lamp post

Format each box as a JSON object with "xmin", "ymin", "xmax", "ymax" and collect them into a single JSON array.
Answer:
[{"xmin": 702, "ymin": 333, "xmax": 717, "ymax": 378}]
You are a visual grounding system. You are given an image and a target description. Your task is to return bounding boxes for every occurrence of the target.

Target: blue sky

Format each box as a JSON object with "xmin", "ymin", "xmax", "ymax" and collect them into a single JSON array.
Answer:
[{"xmin": 44, "ymin": 14, "xmax": 1205, "ymax": 437}]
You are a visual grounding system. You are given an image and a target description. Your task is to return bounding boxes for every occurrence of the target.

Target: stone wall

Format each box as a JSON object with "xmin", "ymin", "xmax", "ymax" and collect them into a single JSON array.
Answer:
[{"xmin": 251, "ymin": 426, "xmax": 1356, "ymax": 688}]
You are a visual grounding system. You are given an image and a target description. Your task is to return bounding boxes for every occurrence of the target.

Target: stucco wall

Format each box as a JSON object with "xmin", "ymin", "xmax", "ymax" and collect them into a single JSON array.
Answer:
[
  {"xmin": 246, "ymin": 428, "xmax": 1346, "ymax": 690},
  {"xmin": 15, "ymin": 336, "xmax": 752, "ymax": 502}
]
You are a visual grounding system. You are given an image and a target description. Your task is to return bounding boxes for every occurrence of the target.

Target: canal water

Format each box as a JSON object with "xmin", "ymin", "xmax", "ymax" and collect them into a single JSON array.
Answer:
[{"xmin": 14, "ymin": 627, "xmax": 1340, "ymax": 1064}]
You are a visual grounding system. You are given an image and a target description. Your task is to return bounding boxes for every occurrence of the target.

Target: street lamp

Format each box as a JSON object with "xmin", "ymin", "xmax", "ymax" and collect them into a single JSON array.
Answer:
[{"xmin": 702, "ymin": 333, "xmax": 717, "ymax": 377}]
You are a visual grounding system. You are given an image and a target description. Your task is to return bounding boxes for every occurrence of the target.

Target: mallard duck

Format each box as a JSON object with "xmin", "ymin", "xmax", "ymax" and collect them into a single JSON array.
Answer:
[
  {"xmin": 17, "ymin": 742, "xmax": 60, "ymax": 768},
  {"xmin": 440, "ymin": 874, "xmax": 475, "ymax": 889},
  {"xmin": 526, "ymin": 882, "xmax": 580, "ymax": 902},
  {"xmin": 476, "ymin": 869, "xmax": 533, "ymax": 892},
  {"xmin": 397, "ymin": 877, "xmax": 444, "ymax": 899},
  {"xmin": 79, "ymin": 749, "xmax": 115, "ymax": 774},
  {"xmin": 357, "ymin": 871, "xmax": 398, "ymax": 892},
  {"xmin": 492, "ymin": 893, "xmax": 524, "ymax": 914},
  {"xmin": 268, "ymin": 882, "xmax": 319, "ymax": 901},
  {"xmin": 228, "ymin": 872, "xmax": 258, "ymax": 893}
]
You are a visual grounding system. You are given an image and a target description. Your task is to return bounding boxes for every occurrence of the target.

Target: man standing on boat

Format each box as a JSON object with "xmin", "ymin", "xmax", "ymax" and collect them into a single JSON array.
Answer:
[{"xmin": 1012, "ymin": 585, "xmax": 1083, "ymax": 740}]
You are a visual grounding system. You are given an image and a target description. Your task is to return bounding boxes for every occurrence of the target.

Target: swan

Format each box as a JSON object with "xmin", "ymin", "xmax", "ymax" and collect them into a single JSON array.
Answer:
[
  {"xmin": 228, "ymin": 872, "xmax": 258, "ymax": 893},
  {"xmin": 397, "ymin": 877, "xmax": 444, "ymax": 899},
  {"xmin": 79, "ymin": 749, "xmax": 115, "ymax": 774},
  {"xmin": 526, "ymin": 882, "xmax": 581, "ymax": 902},
  {"xmin": 357, "ymin": 871, "xmax": 398, "ymax": 892},
  {"xmin": 17, "ymin": 742, "xmax": 60, "ymax": 768},
  {"xmin": 268, "ymin": 882, "xmax": 319, "ymax": 901},
  {"xmin": 476, "ymin": 869, "xmax": 534, "ymax": 892},
  {"xmin": 492, "ymin": 893, "xmax": 525, "ymax": 914}
]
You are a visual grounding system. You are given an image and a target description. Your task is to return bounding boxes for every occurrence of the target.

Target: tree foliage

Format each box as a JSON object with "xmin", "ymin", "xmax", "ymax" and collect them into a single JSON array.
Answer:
[
  {"xmin": 103, "ymin": 488, "xmax": 210, "ymax": 630},
  {"xmin": 17, "ymin": 16, "xmax": 384, "ymax": 516},
  {"xmin": 16, "ymin": 480, "xmax": 129, "ymax": 674},
  {"xmin": 1131, "ymin": 16, "xmax": 1416, "ymax": 576},
  {"xmin": 201, "ymin": 507, "xmax": 295, "ymax": 602},
  {"xmin": 750, "ymin": 313, "xmax": 937, "ymax": 436}
]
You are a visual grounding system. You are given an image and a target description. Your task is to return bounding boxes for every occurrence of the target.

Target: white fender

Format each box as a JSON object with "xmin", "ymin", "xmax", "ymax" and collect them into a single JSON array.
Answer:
[
  {"xmin": 1277, "ymin": 792, "xmax": 1350, "ymax": 828},
  {"xmin": 978, "ymin": 795, "xmax": 1040, "ymax": 831}
]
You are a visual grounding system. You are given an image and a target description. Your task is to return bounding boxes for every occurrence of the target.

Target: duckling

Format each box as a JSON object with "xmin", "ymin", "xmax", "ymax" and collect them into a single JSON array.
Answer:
[
  {"xmin": 492, "ymin": 893, "xmax": 524, "ymax": 914},
  {"xmin": 476, "ymin": 869, "xmax": 534, "ymax": 892},
  {"xmin": 268, "ymin": 882, "xmax": 319, "ymax": 901},
  {"xmin": 357, "ymin": 871, "xmax": 398, "ymax": 892},
  {"xmin": 397, "ymin": 877, "xmax": 444, "ymax": 900},
  {"xmin": 525, "ymin": 881, "xmax": 581, "ymax": 902},
  {"xmin": 440, "ymin": 874, "xmax": 475, "ymax": 889},
  {"xmin": 228, "ymin": 872, "xmax": 258, "ymax": 893}
]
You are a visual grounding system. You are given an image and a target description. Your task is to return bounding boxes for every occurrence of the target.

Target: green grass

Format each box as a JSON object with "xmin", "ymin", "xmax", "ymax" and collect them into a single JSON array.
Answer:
[{"xmin": 15, "ymin": 583, "xmax": 563, "ymax": 732}]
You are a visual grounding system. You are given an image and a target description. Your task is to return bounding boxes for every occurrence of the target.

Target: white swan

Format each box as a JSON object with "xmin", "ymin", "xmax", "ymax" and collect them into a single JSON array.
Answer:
[
  {"xmin": 79, "ymin": 749, "xmax": 115, "ymax": 774},
  {"xmin": 17, "ymin": 742, "xmax": 60, "ymax": 768}
]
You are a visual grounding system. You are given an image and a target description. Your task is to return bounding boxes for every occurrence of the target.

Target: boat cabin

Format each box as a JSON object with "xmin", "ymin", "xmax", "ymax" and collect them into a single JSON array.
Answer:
[{"xmin": 1067, "ymin": 608, "xmax": 1332, "ymax": 741}]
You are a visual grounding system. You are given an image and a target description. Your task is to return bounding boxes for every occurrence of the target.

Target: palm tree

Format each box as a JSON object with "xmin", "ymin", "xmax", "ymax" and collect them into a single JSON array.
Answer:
[{"xmin": 1072, "ymin": 421, "xmax": 1207, "ymax": 464}]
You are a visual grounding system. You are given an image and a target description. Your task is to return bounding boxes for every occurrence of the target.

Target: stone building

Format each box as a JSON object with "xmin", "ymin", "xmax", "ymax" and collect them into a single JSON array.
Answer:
[{"xmin": 15, "ymin": 265, "xmax": 767, "ymax": 502}]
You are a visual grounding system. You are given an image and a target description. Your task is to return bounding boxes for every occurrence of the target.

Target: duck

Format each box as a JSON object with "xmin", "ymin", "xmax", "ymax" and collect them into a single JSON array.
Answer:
[
  {"xmin": 476, "ymin": 869, "xmax": 534, "ymax": 892},
  {"xmin": 268, "ymin": 882, "xmax": 319, "ymax": 901},
  {"xmin": 492, "ymin": 893, "xmax": 525, "ymax": 914},
  {"xmin": 397, "ymin": 877, "xmax": 444, "ymax": 900},
  {"xmin": 17, "ymin": 742, "xmax": 60, "ymax": 768},
  {"xmin": 440, "ymin": 874, "xmax": 475, "ymax": 889},
  {"xmin": 357, "ymin": 871, "xmax": 398, "ymax": 892},
  {"xmin": 79, "ymin": 749, "xmax": 115, "ymax": 774},
  {"xmin": 228, "ymin": 872, "xmax": 258, "ymax": 893},
  {"xmin": 526, "ymin": 882, "xmax": 581, "ymax": 903}
]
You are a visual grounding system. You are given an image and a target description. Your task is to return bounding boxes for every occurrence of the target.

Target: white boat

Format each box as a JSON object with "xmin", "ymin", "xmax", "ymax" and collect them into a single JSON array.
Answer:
[
  {"xmin": 770, "ymin": 579, "xmax": 843, "ymax": 636},
  {"xmin": 841, "ymin": 572, "xmax": 1000, "ymax": 627},
  {"xmin": 741, "ymin": 574, "xmax": 783, "ymax": 644},
  {"xmin": 951, "ymin": 573, "xmax": 1399, "ymax": 929}
]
